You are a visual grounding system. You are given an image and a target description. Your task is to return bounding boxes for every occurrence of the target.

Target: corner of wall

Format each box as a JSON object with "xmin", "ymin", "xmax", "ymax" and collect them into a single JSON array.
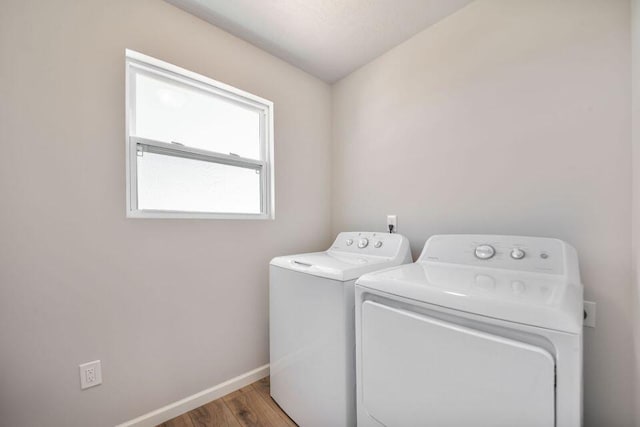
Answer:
[{"xmin": 631, "ymin": 0, "xmax": 640, "ymax": 423}]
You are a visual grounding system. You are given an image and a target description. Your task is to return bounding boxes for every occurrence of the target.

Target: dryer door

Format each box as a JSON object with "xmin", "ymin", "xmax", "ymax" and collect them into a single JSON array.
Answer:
[{"xmin": 360, "ymin": 301, "xmax": 555, "ymax": 427}]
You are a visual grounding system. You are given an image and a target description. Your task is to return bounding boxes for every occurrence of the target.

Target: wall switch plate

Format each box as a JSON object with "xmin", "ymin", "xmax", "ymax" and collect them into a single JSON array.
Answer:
[
  {"xmin": 79, "ymin": 360, "xmax": 102, "ymax": 390},
  {"xmin": 583, "ymin": 301, "xmax": 596, "ymax": 328},
  {"xmin": 387, "ymin": 215, "xmax": 398, "ymax": 233}
]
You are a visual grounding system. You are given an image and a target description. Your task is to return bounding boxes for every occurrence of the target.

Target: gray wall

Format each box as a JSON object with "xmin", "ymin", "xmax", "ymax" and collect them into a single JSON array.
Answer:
[
  {"xmin": 331, "ymin": 1, "xmax": 634, "ymax": 425},
  {"xmin": 0, "ymin": 1, "xmax": 332, "ymax": 426}
]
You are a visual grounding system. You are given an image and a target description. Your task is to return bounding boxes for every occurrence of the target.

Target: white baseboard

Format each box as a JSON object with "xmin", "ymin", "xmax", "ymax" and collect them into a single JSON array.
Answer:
[{"xmin": 116, "ymin": 364, "xmax": 270, "ymax": 427}]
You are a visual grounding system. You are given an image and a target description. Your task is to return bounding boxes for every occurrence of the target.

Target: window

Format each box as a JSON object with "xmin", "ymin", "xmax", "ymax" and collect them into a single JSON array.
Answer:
[{"xmin": 125, "ymin": 49, "xmax": 274, "ymax": 219}]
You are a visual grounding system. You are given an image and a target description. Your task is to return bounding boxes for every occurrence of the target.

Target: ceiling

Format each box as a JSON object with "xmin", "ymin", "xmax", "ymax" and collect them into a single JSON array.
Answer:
[{"xmin": 164, "ymin": 0, "xmax": 475, "ymax": 83}]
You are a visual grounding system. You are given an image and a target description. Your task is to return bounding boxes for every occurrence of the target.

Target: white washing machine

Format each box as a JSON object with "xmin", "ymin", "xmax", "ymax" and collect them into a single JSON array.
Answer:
[
  {"xmin": 355, "ymin": 234, "xmax": 583, "ymax": 427},
  {"xmin": 270, "ymin": 231, "xmax": 412, "ymax": 427}
]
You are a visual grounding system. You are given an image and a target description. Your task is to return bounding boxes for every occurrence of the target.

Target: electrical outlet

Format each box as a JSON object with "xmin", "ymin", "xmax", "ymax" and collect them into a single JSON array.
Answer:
[
  {"xmin": 583, "ymin": 301, "xmax": 596, "ymax": 328},
  {"xmin": 387, "ymin": 215, "xmax": 398, "ymax": 233},
  {"xmin": 79, "ymin": 360, "xmax": 102, "ymax": 390}
]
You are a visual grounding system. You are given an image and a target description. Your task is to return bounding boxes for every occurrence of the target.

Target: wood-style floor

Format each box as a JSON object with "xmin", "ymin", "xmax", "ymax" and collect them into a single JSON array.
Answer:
[{"xmin": 158, "ymin": 377, "xmax": 297, "ymax": 427}]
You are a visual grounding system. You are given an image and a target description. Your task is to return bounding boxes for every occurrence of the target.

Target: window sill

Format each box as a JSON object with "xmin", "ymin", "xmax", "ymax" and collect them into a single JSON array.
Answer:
[{"xmin": 125, "ymin": 210, "xmax": 274, "ymax": 220}]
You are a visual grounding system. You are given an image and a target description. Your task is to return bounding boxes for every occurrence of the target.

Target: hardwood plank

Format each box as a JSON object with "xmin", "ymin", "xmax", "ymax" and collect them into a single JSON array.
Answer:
[
  {"xmin": 250, "ymin": 377, "xmax": 271, "ymax": 399},
  {"xmin": 251, "ymin": 378, "xmax": 297, "ymax": 427},
  {"xmin": 223, "ymin": 385, "xmax": 288, "ymax": 427},
  {"xmin": 187, "ymin": 399, "xmax": 242, "ymax": 427},
  {"xmin": 156, "ymin": 377, "xmax": 297, "ymax": 427},
  {"xmin": 160, "ymin": 413, "xmax": 196, "ymax": 427}
]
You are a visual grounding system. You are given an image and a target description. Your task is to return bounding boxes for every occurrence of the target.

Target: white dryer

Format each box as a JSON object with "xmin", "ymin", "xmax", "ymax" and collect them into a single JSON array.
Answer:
[
  {"xmin": 270, "ymin": 232, "xmax": 412, "ymax": 427},
  {"xmin": 355, "ymin": 235, "xmax": 583, "ymax": 427}
]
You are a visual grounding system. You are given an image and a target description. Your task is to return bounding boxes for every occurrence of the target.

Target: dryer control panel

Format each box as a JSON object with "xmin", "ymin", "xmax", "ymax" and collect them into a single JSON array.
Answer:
[{"xmin": 419, "ymin": 235, "xmax": 577, "ymax": 276}]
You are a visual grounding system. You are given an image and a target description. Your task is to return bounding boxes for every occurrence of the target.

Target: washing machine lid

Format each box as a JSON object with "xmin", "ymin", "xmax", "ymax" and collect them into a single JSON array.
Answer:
[
  {"xmin": 270, "ymin": 232, "xmax": 412, "ymax": 282},
  {"xmin": 356, "ymin": 235, "xmax": 584, "ymax": 333}
]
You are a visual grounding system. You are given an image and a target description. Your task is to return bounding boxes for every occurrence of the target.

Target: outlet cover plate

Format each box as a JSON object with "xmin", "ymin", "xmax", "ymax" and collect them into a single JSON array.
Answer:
[
  {"xmin": 387, "ymin": 215, "xmax": 397, "ymax": 232},
  {"xmin": 583, "ymin": 301, "xmax": 596, "ymax": 328},
  {"xmin": 79, "ymin": 360, "xmax": 102, "ymax": 389}
]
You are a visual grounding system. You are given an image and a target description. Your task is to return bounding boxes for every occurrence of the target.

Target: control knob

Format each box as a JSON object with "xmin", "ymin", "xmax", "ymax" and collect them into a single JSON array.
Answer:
[
  {"xmin": 510, "ymin": 248, "xmax": 525, "ymax": 260},
  {"xmin": 474, "ymin": 244, "xmax": 495, "ymax": 260},
  {"xmin": 358, "ymin": 238, "xmax": 369, "ymax": 249}
]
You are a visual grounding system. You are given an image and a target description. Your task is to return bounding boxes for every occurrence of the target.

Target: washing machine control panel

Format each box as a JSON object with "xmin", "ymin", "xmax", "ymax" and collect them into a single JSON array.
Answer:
[
  {"xmin": 422, "ymin": 235, "xmax": 568, "ymax": 275},
  {"xmin": 330, "ymin": 232, "xmax": 409, "ymax": 259}
]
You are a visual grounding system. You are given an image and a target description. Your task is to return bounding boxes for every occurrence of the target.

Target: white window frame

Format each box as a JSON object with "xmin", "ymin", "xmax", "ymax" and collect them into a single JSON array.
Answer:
[{"xmin": 125, "ymin": 49, "xmax": 275, "ymax": 219}]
